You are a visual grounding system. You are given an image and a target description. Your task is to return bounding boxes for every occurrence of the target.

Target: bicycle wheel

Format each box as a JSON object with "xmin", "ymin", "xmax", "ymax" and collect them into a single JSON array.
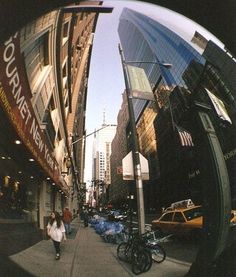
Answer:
[
  {"xmin": 142, "ymin": 249, "xmax": 152, "ymax": 272},
  {"xmin": 131, "ymin": 248, "xmax": 152, "ymax": 275},
  {"xmin": 117, "ymin": 242, "xmax": 129, "ymax": 262},
  {"xmin": 150, "ymin": 244, "xmax": 166, "ymax": 263}
]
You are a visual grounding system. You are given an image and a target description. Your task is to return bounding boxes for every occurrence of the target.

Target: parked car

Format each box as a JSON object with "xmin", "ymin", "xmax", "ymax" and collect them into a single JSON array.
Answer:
[
  {"xmin": 152, "ymin": 203, "xmax": 236, "ymax": 239},
  {"xmin": 152, "ymin": 205, "xmax": 203, "ymax": 239},
  {"xmin": 108, "ymin": 210, "xmax": 128, "ymax": 222},
  {"xmin": 114, "ymin": 211, "xmax": 128, "ymax": 221},
  {"xmin": 230, "ymin": 210, "xmax": 236, "ymax": 224}
]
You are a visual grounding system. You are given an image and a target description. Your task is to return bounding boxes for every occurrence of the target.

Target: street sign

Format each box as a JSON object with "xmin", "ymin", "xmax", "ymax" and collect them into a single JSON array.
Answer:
[
  {"xmin": 122, "ymin": 151, "xmax": 149, "ymax": 180},
  {"xmin": 205, "ymin": 88, "xmax": 232, "ymax": 124},
  {"xmin": 127, "ymin": 65, "xmax": 155, "ymax": 101}
]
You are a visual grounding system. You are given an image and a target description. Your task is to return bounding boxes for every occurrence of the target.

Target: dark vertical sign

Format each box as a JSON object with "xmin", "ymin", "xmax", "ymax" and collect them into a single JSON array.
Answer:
[{"xmin": 0, "ymin": 32, "xmax": 68, "ymax": 193}]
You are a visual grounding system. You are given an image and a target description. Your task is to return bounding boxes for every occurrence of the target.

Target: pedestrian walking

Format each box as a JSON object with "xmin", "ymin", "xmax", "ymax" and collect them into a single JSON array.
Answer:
[
  {"xmin": 62, "ymin": 207, "xmax": 73, "ymax": 235},
  {"xmin": 84, "ymin": 208, "xmax": 89, "ymax": 227},
  {"xmin": 47, "ymin": 211, "xmax": 66, "ymax": 260},
  {"xmin": 80, "ymin": 207, "xmax": 84, "ymax": 220}
]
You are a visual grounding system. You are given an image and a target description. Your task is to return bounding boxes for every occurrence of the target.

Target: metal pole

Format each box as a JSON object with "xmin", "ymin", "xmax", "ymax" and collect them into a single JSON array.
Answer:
[{"xmin": 118, "ymin": 44, "xmax": 146, "ymax": 235}]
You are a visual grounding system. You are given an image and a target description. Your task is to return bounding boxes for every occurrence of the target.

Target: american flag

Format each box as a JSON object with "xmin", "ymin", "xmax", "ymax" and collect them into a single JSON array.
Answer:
[{"xmin": 176, "ymin": 126, "xmax": 194, "ymax": 147}]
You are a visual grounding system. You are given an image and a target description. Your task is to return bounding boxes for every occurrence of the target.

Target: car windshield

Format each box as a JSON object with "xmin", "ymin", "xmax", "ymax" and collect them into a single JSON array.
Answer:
[{"xmin": 183, "ymin": 207, "xmax": 203, "ymax": 221}]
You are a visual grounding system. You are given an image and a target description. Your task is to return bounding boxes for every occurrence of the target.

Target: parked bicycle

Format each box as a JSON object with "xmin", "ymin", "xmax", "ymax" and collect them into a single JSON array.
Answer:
[
  {"xmin": 117, "ymin": 231, "xmax": 152, "ymax": 275},
  {"xmin": 117, "ymin": 230, "xmax": 168, "ymax": 274},
  {"xmin": 141, "ymin": 230, "xmax": 167, "ymax": 263}
]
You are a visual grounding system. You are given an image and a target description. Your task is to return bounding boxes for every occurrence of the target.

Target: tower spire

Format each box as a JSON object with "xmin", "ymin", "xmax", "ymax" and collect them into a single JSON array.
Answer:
[{"xmin": 102, "ymin": 108, "xmax": 106, "ymax": 126}]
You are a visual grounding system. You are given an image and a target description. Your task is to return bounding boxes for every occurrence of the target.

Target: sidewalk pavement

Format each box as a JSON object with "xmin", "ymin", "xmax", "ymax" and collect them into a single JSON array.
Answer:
[{"xmin": 8, "ymin": 218, "xmax": 191, "ymax": 277}]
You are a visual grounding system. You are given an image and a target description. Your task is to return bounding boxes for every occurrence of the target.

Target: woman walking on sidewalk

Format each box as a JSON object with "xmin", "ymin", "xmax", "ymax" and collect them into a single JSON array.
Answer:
[{"xmin": 47, "ymin": 211, "xmax": 67, "ymax": 260}]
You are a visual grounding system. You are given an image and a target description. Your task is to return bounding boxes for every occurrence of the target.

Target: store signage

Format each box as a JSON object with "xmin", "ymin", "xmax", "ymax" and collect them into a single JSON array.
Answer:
[{"xmin": 0, "ymin": 33, "xmax": 68, "ymax": 192}]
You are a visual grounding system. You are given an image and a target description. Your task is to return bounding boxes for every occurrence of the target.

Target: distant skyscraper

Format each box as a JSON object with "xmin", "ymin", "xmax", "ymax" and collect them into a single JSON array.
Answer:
[{"xmin": 92, "ymin": 122, "xmax": 116, "ymax": 206}]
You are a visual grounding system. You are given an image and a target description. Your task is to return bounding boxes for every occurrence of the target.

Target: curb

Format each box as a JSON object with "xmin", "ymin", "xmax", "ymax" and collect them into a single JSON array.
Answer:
[{"xmin": 166, "ymin": 256, "xmax": 192, "ymax": 267}]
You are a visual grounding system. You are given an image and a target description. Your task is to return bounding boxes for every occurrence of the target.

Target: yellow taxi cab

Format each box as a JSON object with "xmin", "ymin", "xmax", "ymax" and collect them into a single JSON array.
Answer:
[
  {"xmin": 152, "ymin": 204, "xmax": 203, "ymax": 238},
  {"xmin": 152, "ymin": 200, "xmax": 236, "ymax": 239},
  {"xmin": 231, "ymin": 210, "xmax": 236, "ymax": 225}
]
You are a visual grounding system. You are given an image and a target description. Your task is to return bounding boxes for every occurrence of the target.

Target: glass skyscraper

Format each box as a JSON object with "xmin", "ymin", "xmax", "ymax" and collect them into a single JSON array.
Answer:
[
  {"xmin": 118, "ymin": 8, "xmax": 205, "ymax": 120},
  {"xmin": 118, "ymin": 7, "xmax": 236, "ymax": 207},
  {"xmin": 118, "ymin": 8, "xmax": 207, "ymax": 205}
]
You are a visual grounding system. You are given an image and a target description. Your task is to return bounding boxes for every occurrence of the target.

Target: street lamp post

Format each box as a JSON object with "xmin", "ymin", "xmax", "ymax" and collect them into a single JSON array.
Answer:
[
  {"xmin": 127, "ymin": 194, "xmax": 134, "ymax": 235},
  {"xmin": 118, "ymin": 44, "xmax": 173, "ymax": 235},
  {"xmin": 119, "ymin": 44, "xmax": 146, "ymax": 235}
]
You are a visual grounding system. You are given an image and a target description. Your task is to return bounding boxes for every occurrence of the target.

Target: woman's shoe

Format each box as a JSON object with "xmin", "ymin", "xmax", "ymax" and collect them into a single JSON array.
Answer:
[{"xmin": 55, "ymin": 253, "xmax": 60, "ymax": 260}]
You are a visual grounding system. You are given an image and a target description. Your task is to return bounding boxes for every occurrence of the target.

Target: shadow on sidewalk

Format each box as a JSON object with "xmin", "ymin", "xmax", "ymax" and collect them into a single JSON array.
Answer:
[
  {"xmin": 0, "ymin": 254, "xmax": 34, "ymax": 277},
  {"xmin": 0, "ymin": 222, "xmax": 42, "ymax": 256}
]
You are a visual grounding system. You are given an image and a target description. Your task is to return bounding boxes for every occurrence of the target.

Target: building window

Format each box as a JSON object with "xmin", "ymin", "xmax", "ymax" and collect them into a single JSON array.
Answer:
[
  {"xmin": 62, "ymin": 22, "xmax": 69, "ymax": 45},
  {"xmin": 73, "ymin": 15, "xmax": 78, "ymax": 27},
  {"xmin": 34, "ymin": 70, "xmax": 55, "ymax": 121},
  {"xmin": 63, "ymin": 22, "xmax": 69, "ymax": 38},
  {"xmin": 62, "ymin": 61, "xmax": 68, "ymax": 101},
  {"xmin": 24, "ymin": 31, "xmax": 50, "ymax": 93}
]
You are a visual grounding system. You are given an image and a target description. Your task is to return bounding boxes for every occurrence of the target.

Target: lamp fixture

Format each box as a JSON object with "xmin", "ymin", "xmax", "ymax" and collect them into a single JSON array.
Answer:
[{"xmin": 15, "ymin": 140, "xmax": 22, "ymax": 144}]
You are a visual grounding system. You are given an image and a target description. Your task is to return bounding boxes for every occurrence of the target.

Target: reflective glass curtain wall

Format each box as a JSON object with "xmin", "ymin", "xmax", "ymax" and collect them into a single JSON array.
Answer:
[
  {"xmin": 118, "ymin": 7, "xmax": 236, "ymax": 207},
  {"xmin": 118, "ymin": 8, "xmax": 207, "ymax": 205},
  {"xmin": 118, "ymin": 8, "xmax": 205, "ymax": 119}
]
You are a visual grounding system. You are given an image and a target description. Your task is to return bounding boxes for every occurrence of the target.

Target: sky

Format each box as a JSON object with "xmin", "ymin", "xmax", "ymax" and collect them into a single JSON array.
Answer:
[{"xmin": 84, "ymin": 0, "xmax": 225, "ymax": 183}]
